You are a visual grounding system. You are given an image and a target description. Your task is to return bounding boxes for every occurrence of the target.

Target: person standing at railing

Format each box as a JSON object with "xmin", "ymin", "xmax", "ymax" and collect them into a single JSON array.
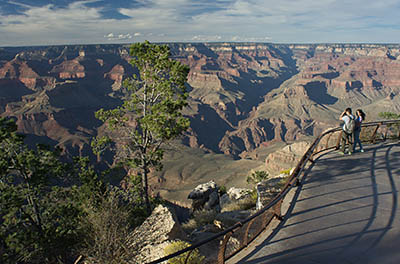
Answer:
[
  {"xmin": 339, "ymin": 108, "xmax": 355, "ymax": 155},
  {"xmin": 353, "ymin": 109, "xmax": 366, "ymax": 153}
]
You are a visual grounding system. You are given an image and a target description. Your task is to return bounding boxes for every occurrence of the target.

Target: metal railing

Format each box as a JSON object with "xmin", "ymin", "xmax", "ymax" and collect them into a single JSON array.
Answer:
[{"xmin": 148, "ymin": 119, "xmax": 400, "ymax": 264}]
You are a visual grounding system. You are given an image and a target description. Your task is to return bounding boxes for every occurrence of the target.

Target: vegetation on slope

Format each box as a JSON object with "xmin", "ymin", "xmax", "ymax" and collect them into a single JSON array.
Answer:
[{"xmin": 1, "ymin": 41, "xmax": 190, "ymax": 263}]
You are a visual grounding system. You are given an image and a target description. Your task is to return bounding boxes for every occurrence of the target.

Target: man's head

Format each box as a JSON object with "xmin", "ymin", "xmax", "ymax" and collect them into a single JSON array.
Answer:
[{"xmin": 345, "ymin": 108, "xmax": 352, "ymax": 115}]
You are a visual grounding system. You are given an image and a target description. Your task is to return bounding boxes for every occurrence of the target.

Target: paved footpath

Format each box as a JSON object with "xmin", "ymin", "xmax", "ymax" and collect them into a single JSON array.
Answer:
[{"xmin": 231, "ymin": 141, "xmax": 400, "ymax": 264}]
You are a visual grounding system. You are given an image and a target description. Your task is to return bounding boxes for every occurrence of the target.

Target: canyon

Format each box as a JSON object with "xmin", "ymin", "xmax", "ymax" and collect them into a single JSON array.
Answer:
[{"xmin": 1, "ymin": 43, "xmax": 400, "ymax": 202}]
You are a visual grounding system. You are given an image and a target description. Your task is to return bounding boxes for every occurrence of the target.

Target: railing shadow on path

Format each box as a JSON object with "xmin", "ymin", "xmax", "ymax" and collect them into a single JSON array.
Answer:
[{"xmin": 235, "ymin": 142, "xmax": 400, "ymax": 264}]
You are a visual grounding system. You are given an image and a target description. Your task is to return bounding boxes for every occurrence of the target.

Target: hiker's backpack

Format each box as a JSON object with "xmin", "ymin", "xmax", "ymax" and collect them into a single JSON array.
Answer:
[{"xmin": 344, "ymin": 116, "xmax": 355, "ymax": 134}]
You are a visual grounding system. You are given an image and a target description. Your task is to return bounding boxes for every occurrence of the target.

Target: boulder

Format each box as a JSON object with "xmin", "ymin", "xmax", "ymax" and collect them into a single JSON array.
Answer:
[
  {"xmin": 129, "ymin": 204, "xmax": 185, "ymax": 263},
  {"xmin": 227, "ymin": 187, "xmax": 252, "ymax": 200},
  {"xmin": 188, "ymin": 180, "xmax": 220, "ymax": 212},
  {"xmin": 219, "ymin": 193, "xmax": 231, "ymax": 209}
]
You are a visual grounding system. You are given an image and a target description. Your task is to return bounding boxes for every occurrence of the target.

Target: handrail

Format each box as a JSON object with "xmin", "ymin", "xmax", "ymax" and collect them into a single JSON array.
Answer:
[{"xmin": 147, "ymin": 119, "xmax": 400, "ymax": 264}]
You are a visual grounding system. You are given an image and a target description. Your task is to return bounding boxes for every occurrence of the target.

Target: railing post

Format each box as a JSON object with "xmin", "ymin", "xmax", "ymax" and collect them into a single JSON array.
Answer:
[
  {"xmin": 371, "ymin": 124, "xmax": 380, "ymax": 143},
  {"xmin": 218, "ymin": 231, "xmax": 233, "ymax": 264},
  {"xmin": 273, "ymin": 200, "xmax": 283, "ymax": 221},
  {"xmin": 336, "ymin": 131, "xmax": 342, "ymax": 149},
  {"xmin": 295, "ymin": 178, "xmax": 301, "ymax": 186},
  {"xmin": 325, "ymin": 132, "xmax": 333, "ymax": 149}
]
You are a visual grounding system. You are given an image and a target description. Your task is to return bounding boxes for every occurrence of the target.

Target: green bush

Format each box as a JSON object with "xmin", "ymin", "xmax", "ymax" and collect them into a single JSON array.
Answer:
[
  {"xmin": 219, "ymin": 185, "xmax": 227, "ymax": 195},
  {"xmin": 280, "ymin": 168, "xmax": 292, "ymax": 175},
  {"xmin": 0, "ymin": 118, "xmax": 85, "ymax": 263},
  {"xmin": 247, "ymin": 170, "xmax": 269, "ymax": 184},
  {"xmin": 0, "ymin": 118, "xmax": 150, "ymax": 263},
  {"xmin": 164, "ymin": 240, "xmax": 205, "ymax": 264},
  {"xmin": 379, "ymin": 112, "xmax": 400, "ymax": 120}
]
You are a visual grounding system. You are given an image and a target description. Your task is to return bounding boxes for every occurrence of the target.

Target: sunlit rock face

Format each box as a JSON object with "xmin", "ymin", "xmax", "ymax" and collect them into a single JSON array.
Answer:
[{"xmin": 1, "ymin": 43, "xmax": 400, "ymax": 159}]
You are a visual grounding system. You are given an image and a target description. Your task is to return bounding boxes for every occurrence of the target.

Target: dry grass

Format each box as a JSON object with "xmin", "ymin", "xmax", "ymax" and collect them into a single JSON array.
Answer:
[
  {"xmin": 164, "ymin": 240, "xmax": 205, "ymax": 264},
  {"xmin": 221, "ymin": 192, "xmax": 257, "ymax": 213},
  {"xmin": 80, "ymin": 192, "xmax": 134, "ymax": 264},
  {"xmin": 181, "ymin": 209, "xmax": 217, "ymax": 233}
]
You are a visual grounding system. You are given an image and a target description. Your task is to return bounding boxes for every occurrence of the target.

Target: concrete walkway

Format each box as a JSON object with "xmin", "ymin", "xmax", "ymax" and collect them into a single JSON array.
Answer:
[{"xmin": 231, "ymin": 141, "xmax": 400, "ymax": 264}]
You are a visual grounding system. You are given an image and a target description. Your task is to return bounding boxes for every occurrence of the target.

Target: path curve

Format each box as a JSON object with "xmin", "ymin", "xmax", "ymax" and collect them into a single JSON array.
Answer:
[{"xmin": 230, "ymin": 141, "xmax": 400, "ymax": 264}]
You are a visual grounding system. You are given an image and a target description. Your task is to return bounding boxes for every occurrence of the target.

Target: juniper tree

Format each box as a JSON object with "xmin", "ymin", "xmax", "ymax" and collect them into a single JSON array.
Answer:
[
  {"xmin": 93, "ymin": 41, "xmax": 190, "ymax": 214},
  {"xmin": 0, "ymin": 117, "xmax": 82, "ymax": 263}
]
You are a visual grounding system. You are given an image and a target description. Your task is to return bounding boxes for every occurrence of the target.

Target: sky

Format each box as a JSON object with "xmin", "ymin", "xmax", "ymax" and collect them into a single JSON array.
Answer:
[{"xmin": 0, "ymin": 0, "xmax": 400, "ymax": 47}]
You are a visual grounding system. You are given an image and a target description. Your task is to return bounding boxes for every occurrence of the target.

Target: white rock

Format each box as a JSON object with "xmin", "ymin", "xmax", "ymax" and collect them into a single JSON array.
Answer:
[
  {"xmin": 129, "ymin": 205, "xmax": 184, "ymax": 263},
  {"xmin": 188, "ymin": 180, "xmax": 217, "ymax": 200},
  {"xmin": 227, "ymin": 187, "xmax": 252, "ymax": 200}
]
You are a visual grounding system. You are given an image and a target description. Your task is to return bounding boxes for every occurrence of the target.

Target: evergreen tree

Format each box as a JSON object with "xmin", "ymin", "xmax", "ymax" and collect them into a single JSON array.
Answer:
[
  {"xmin": 0, "ymin": 117, "xmax": 82, "ymax": 263},
  {"xmin": 93, "ymin": 41, "xmax": 190, "ymax": 215}
]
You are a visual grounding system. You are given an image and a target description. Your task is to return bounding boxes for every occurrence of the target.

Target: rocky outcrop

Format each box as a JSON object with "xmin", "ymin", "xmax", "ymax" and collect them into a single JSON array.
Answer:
[
  {"xmin": 129, "ymin": 205, "xmax": 185, "ymax": 264},
  {"xmin": 255, "ymin": 169, "xmax": 294, "ymax": 210},
  {"xmin": 50, "ymin": 59, "xmax": 85, "ymax": 79},
  {"xmin": 265, "ymin": 141, "xmax": 311, "ymax": 174},
  {"xmin": 105, "ymin": 64, "xmax": 125, "ymax": 90},
  {"xmin": 227, "ymin": 187, "xmax": 252, "ymax": 200},
  {"xmin": 188, "ymin": 180, "xmax": 220, "ymax": 213},
  {"xmin": 220, "ymin": 187, "xmax": 252, "ymax": 210}
]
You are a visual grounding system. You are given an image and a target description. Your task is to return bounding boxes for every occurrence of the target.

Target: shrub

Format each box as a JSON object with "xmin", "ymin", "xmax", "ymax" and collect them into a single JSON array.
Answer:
[
  {"xmin": 164, "ymin": 240, "xmax": 205, "ymax": 264},
  {"xmin": 276, "ymin": 176, "xmax": 289, "ymax": 190},
  {"xmin": 280, "ymin": 168, "xmax": 292, "ymax": 175},
  {"xmin": 181, "ymin": 209, "xmax": 217, "ymax": 233},
  {"xmin": 193, "ymin": 208, "xmax": 217, "ymax": 226},
  {"xmin": 219, "ymin": 185, "xmax": 227, "ymax": 195},
  {"xmin": 379, "ymin": 112, "xmax": 400, "ymax": 120},
  {"xmin": 221, "ymin": 189, "xmax": 257, "ymax": 212},
  {"xmin": 221, "ymin": 196, "xmax": 256, "ymax": 212},
  {"xmin": 80, "ymin": 190, "xmax": 134, "ymax": 264},
  {"xmin": 250, "ymin": 188, "xmax": 258, "ymax": 203},
  {"xmin": 247, "ymin": 170, "xmax": 269, "ymax": 184}
]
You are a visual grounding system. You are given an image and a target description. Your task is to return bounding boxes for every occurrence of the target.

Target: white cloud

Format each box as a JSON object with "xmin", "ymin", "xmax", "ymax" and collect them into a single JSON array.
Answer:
[
  {"xmin": 118, "ymin": 33, "xmax": 132, "ymax": 39},
  {"xmin": 104, "ymin": 33, "xmax": 134, "ymax": 41},
  {"xmin": 192, "ymin": 35, "xmax": 222, "ymax": 42},
  {"xmin": 1, "ymin": 0, "xmax": 400, "ymax": 46}
]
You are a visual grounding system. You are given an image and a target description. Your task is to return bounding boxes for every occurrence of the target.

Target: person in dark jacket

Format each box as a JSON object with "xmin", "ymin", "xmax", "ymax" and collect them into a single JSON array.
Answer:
[{"xmin": 353, "ymin": 109, "xmax": 366, "ymax": 153}]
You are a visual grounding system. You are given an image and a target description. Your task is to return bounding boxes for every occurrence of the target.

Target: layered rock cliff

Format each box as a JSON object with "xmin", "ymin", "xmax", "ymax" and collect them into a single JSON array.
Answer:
[{"xmin": 1, "ymin": 43, "xmax": 400, "ymax": 160}]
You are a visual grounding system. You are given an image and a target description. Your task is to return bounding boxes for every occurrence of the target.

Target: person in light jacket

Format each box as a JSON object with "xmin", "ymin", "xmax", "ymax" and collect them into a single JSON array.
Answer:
[{"xmin": 339, "ymin": 108, "xmax": 354, "ymax": 154}]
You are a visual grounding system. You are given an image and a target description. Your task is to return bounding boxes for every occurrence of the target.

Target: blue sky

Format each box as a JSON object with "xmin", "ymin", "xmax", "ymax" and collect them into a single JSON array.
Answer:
[{"xmin": 0, "ymin": 0, "xmax": 400, "ymax": 46}]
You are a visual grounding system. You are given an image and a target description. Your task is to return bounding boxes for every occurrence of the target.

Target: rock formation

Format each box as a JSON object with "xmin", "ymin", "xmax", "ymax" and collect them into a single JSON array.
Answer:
[
  {"xmin": 265, "ymin": 141, "xmax": 311, "ymax": 175},
  {"xmin": 188, "ymin": 180, "xmax": 220, "ymax": 213},
  {"xmin": 128, "ymin": 204, "xmax": 185, "ymax": 263},
  {"xmin": 220, "ymin": 187, "xmax": 252, "ymax": 210}
]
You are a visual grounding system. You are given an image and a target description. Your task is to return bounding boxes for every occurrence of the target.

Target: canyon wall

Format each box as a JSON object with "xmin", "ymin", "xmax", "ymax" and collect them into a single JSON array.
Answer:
[{"xmin": 1, "ymin": 43, "xmax": 400, "ymax": 159}]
